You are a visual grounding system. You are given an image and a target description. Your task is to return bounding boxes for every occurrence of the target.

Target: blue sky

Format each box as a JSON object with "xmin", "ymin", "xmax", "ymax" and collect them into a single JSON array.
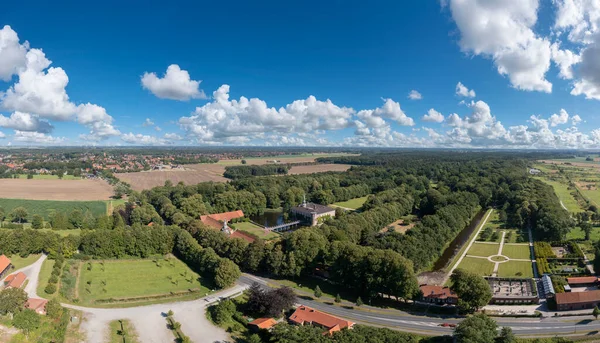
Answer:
[{"xmin": 1, "ymin": 0, "xmax": 600, "ymax": 148}]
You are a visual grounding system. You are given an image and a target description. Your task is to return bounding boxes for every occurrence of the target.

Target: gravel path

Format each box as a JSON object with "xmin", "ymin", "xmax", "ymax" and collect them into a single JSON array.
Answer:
[
  {"xmin": 63, "ymin": 284, "xmax": 245, "ymax": 343},
  {"xmin": 19, "ymin": 254, "xmax": 242, "ymax": 343}
]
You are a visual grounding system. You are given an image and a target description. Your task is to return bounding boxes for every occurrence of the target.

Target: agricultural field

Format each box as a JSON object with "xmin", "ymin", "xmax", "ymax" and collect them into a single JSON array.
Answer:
[
  {"xmin": 0, "ymin": 179, "xmax": 113, "ymax": 201},
  {"xmin": 532, "ymin": 177, "xmax": 584, "ymax": 212},
  {"xmin": 331, "ymin": 196, "xmax": 369, "ymax": 210},
  {"xmin": 287, "ymin": 164, "xmax": 351, "ymax": 175},
  {"xmin": 0, "ymin": 198, "xmax": 107, "ymax": 220},
  {"xmin": 502, "ymin": 244, "xmax": 531, "ymax": 260},
  {"xmin": 456, "ymin": 256, "xmax": 495, "ymax": 276},
  {"xmin": 497, "ymin": 261, "xmax": 533, "ymax": 278},
  {"xmin": 117, "ymin": 160, "xmax": 352, "ymax": 191},
  {"xmin": 467, "ymin": 243, "xmax": 500, "ymax": 257},
  {"xmin": 78, "ymin": 258, "xmax": 210, "ymax": 306},
  {"xmin": 232, "ymin": 221, "xmax": 279, "ymax": 240},
  {"xmin": 215, "ymin": 153, "xmax": 358, "ymax": 166}
]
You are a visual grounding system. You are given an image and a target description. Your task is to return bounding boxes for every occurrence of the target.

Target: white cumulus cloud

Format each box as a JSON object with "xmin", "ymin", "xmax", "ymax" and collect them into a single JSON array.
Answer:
[
  {"xmin": 455, "ymin": 82, "xmax": 476, "ymax": 97},
  {"xmin": 0, "ymin": 25, "xmax": 28, "ymax": 81},
  {"xmin": 141, "ymin": 64, "xmax": 206, "ymax": 101},
  {"xmin": 422, "ymin": 108, "xmax": 445, "ymax": 123},
  {"xmin": 13, "ymin": 131, "xmax": 64, "ymax": 144},
  {"xmin": 408, "ymin": 90, "xmax": 422, "ymax": 100},
  {"xmin": 0, "ymin": 112, "xmax": 53, "ymax": 133}
]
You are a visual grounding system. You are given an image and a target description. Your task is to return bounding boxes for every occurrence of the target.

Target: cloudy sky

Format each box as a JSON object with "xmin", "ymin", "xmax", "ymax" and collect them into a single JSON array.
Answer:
[{"xmin": 1, "ymin": 1, "xmax": 600, "ymax": 148}]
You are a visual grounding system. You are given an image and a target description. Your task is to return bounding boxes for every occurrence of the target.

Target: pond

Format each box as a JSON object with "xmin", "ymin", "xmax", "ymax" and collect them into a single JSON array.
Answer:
[
  {"xmin": 250, "ymin": 210, "xmax": 285, "ymax": 227},
  {"xmin": 431, "ymin": 210, "xmax": 486, "ymax": 271}
]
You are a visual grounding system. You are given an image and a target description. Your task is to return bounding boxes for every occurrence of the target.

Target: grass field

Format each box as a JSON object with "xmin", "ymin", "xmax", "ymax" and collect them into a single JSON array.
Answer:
[
  {"xmin": 497, "ymin": 261, "xmax": 533, "ymax": 278},
  {"xmin": 16, "ymin": 174, "xmax": 82, "ymax": 180},
  {"xmin": 456, "ymin": 256, "xmax": 494, "ymax": 276},
  {"xmin": 567, "ymin": 226, "xmax": 600, "ymax": 241},
  {"xmin": 78, "ymin": 258, "xmax": 210, "ymax": 305},
  {"xmin": 501, "ymin": 244, "xmax": 531, "ymax": 260},
  {"xmin": 7, "ymin": 254, "xmax": 41, "ymax": 270},
  {"xmin": 108, "ymin": 319, "xmax": 140, "ymax": 343},
  {"xmin": 534, "ymin": 177, "xmax": 583, "ymax": 212},
  {"xmin": 579, "ymin": 187, "xmax": 600, "ymax": 207},
  {"xmin": 36, "ymin": 259, "xmax": 55, "ymax": 298},
  {"xmin": 332, "ymin": 196, "xmax": 369, "ymax": 210},
  {"xmin": 0, "ymin": 198, "xmax": 107, "ymax": 220},
  {"xmin": 233, "ymin": 221, "xmax": 279, "ymax": 240},
  {"xmin": 467, "ymin": 243, "xmax": 500, "ymax": 257}
]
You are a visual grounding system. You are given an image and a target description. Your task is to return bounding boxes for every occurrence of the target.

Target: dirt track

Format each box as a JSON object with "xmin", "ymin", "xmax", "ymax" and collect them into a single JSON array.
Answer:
[{"xmin": 0, "ymin": 179, "xmax": 113, "ymax": 200}]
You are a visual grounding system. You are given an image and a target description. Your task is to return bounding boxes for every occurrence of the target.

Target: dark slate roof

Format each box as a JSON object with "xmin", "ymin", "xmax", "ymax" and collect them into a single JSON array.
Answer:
[{"xmin": 291, "ymin": 203, "xmax": 335, "ymax": 216}]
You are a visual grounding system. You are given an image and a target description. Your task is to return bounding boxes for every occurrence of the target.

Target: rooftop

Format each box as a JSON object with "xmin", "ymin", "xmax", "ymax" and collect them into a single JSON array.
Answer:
[
  {"xmin": 567, "ymin": 276, "xmax": 599, "ymax": 285},
  {"xmin": 419, "ymin": 284, "xmax": 457, "ymax": 299},
  {"xmin": 25, "ymin": 298, "xmax": 48, "ymax": 312},
  {"xmin": 289, "ymin": 306, "xmax": 353, "ymax": 335},
  {"xmin": 0, "ymin": 255, "xmax": 11, "ymax": 272},
  {"xmin": 248, "ymin": 317, "xmax": 277, "ymax": 329},
  {"xmin": 4, "ymin": 272, "xmax": 26, "ymax": 288},
  {"xmin": 556, "ymin": 290, "xmax": 600, "ymax": 305}
]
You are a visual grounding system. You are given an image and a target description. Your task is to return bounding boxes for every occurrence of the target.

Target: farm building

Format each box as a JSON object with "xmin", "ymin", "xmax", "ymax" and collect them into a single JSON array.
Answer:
[
  {"xmin": 555, "ymin": 290, "xmax": 600, "ymax": 311},
  {"xmin": 289, "ymin": 306, "xmax": 354, "ymax": 335},
  {"xmin": 4, "ymin": 272, "xmax": 26, "ymax": 289},
  {"xmin": 200, "ymin": 210, "xmax": 255, "ymax": 243},
  {"xmin": 248, "ymin": 318, "xmax": 277, "ymax": 331},
  {"xmin": 0, "ymin": 255, "xmax": 12, "ymax": 279},
  {"xmin": 291, "ymin": 200, "xmax": 336, "ymax": 226},
  {"xmin": 567, "ymin": 276, "xmax": 599, "ymax": 287},
  {"xmin": 419, "ymin": 285, "xmax": 458, "ymax": 305},
  {"xmin": 25, "ymin": 298, "xmax": 48, "ymax": 315}
]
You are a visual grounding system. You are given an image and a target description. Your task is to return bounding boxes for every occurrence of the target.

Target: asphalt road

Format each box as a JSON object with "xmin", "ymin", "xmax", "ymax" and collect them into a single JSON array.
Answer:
[{"xmin": 239, "ymin": 274, "xmax": 600, "ymax": 337}]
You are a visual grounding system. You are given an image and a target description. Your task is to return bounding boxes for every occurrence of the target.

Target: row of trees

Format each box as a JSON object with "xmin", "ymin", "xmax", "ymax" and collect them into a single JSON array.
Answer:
[{"xmin": 223, "ymin": 165, "xmax": 289, "ymax": 179}]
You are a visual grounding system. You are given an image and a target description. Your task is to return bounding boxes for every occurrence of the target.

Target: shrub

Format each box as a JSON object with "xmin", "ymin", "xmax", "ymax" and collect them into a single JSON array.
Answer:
[
  {"xmin": 49, "ymin": 275, "xmax": 58, "ymax": 284},
  {"xmin": 44, "ymin": 283, "xmax": 57, "ymax": 294}
]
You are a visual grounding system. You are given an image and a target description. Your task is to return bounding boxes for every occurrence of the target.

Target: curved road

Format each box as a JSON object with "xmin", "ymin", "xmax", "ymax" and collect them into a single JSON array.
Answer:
[
  {"xmin": 241, "ymin": 274, "xmax": 600, "ymax": 337},
  {"xmin": 15, "ymin": 256, "xmax": 600, "ymax": 341}
]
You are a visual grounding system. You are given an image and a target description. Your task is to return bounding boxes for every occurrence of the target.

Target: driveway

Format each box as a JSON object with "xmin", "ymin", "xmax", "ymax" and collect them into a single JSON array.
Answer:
[
  {"xmin": 0, "ymin": 254, "xmax": 47, "ymax": 298},
  {"xmin": 63, "ymin": 284, "xmax": 246, "ymax": 343}
]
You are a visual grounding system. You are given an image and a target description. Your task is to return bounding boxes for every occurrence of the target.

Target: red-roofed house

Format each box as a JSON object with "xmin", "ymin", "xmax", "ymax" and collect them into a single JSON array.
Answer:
[
  {"xmin": 4, "ymin": 272, "xmax": 26, "ymax": 289},
  {"xmin": 200, "ymin": 210, "xmax": 255, "ymax": 243},
  {"xmin": 25, "ymin": 298, "xmax": 48, "ymax": 315},
  {"xmin": 567, "ymin": 276, "xmax": 599, "ymax": 287},
  {"xmin": 419, "ymin": 285, "xmax": 458, "ymax": 305},
  {"xmin": 289, "ymin": 306, "xmax": 354, "ymax": 335},
  {"xmin": 0, "ymin": 255, "xmax": 12, "ymax": 279},
  {"xmin": 248, "ymin": 317, "xmax": 277, "ymax": 331}
]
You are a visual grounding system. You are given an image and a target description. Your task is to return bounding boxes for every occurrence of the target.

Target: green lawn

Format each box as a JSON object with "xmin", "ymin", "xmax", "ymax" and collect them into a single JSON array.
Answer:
[
  {"xmin": 567, "ymin": 226, "xmax": 600, "ymax": 241},
  {"xmin": 108, "ymin": 319, "xmax": 140, "ymax": 343},
  {"xmin": 232, "ymin": 221, "xmax": 279, "ymax": 240},
  {"xmin": 534, "ymin": 177, "xmax": 584, "ymax": 212},
  {"xmin": 0, "ymin": 198, "xmax": 107, "ymax": 220},
  {"xmin": 16, "ymin": 174, "xmax": 82, "ymax": 180},
  {"xmin": 497, "ymin": 261, "xmax": 533, "ymax": 278},
  {"xmin": 501, "ymin": 244, "xmax": 531, "ymax": 260},
  {"xmin": 331, "ymin": 196, "xmax": 369, "ymax": 210},
  {"xmin": 467, "ymin": 243, "xmax": 500, "ymax": 257},
  {"xmin": 36, "ymin": 259, "xmax": 55, "ymax": 298},
  {"xmin": 456, "ymin": 257, "xmax": 494, "ymax": 276},
  {"xmin": 7, "ymin": 254, "xmax": 41, "ymax": 270},
  {"xmin": 78, "ymin": 258, "xmax": 211, "ymax": 306}
]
